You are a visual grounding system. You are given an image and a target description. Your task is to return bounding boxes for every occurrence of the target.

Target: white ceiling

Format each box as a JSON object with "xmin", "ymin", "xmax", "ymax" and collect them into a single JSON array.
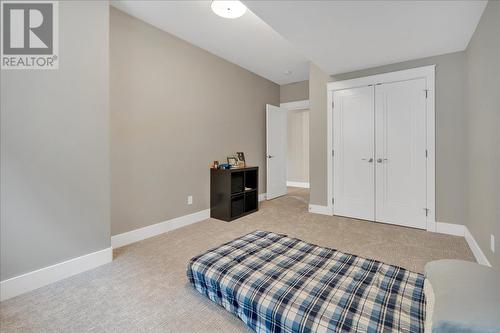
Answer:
[
  {"xmin": 245, "ymin": 0, "xmax": 487, "ymax": 75},
  {"xmin": 111, "ymin": 1, "xmax": 309, "ymax": 85},
  {"xmin": 112, "ymin": 1, "xmax": 487, "ymax": 85}
]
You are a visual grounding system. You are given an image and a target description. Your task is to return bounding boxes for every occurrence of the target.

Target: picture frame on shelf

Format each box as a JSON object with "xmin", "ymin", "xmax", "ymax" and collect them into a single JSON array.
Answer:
[
  {"xmin": 236, "ymin": 152, "xmax": 246, "ymax": 167},
  {"xmin": 227, "ymin": 156, "xmax": 238, "ymax": 167}
]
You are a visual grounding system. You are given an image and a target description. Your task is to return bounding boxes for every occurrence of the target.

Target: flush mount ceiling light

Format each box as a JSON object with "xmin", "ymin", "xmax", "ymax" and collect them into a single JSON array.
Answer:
[{"xmin": 211, "ymin": 1, "xmax": 247, "ymax": 19}]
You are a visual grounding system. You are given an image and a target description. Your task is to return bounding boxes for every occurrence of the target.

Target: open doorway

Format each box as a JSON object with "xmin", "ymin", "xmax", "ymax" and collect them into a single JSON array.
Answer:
[
  {"xmin": 282, "ymin": 100, "xmax": 309, "ymax": 206},
  {"xmin": 282, "ymin": 101, "xmax": 309, "ymax": 205},
  {"xmin": 287, "ymin": 107, "xmax": 309, "ymax": 189}
]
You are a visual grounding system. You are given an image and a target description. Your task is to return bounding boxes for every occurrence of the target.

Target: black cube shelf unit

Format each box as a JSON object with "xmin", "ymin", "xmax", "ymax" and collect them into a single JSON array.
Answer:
[{"xmin": 210, "ymin": 167, "xmax": 259, "ymax": 221}]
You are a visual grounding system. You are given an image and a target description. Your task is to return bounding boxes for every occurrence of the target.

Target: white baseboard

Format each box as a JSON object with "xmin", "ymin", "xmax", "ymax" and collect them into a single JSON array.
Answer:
[
  {"xmin": 0, "ymin": 247, "xmax": 112, "ymax": 301},
  {"xmin": 435, "ymin": 222, "xmax": 465, "ymax": 236},
  {"xmin": 111, "ymin": 209, "xmax": 210, "ymax": 249},
  {"xmin": 112, "ymin": 194, "xmax": 266, "ymax": 249},
  {"xmin": 464, "ymin": 226, "xmax": 491, "ymax": 267},
  {"xmin": 308, "ymin": 204, "xmax": 332, "ymax": 216},
  {"xmin": 286, "ymin": 181, "xmax": 310, "ymax": 188},
  {"xmin": 435, "ymin": 222, "xmax": 491, "ymax": 267}
]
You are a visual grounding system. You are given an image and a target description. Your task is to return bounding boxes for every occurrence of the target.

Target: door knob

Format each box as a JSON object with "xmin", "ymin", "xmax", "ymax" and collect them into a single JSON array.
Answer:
[
  {"xmin": 377, "ymin": 158, "xmax": 388, "ymax": 163},
  {"xmin": 267, "ymin": 155, "xmax": 274, "ymax": 158},
  {"xmin": 362, "ymin": 158, "xmax": 373, "ymax": 163}
]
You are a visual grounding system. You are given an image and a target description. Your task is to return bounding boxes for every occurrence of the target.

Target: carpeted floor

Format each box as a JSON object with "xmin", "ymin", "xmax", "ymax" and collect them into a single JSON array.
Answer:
[{"xmin": 0, "ymin": 188, "xmax": 474, "ymax": 332}]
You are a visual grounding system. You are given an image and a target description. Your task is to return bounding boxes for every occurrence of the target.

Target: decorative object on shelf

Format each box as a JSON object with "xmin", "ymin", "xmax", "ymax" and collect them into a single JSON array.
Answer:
[
  {"xmin": 227, "ymin": 156, "xmax": 238, "ymax": 167},
  {"xmin": 236, "ymin": 152, "xmax": 246, "ymax": 167},
  {"xmin": 219, "ymin": 163, "xmax": 231, "ymax": 170},
  {"xmin": 212, "ymin": 161, "xmax": 219, "ymax": 169}
]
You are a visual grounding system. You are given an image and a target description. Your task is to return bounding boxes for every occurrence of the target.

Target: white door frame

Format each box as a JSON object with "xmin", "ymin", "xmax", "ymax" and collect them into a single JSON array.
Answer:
[
  {"xmin": 326, "ymin": 65, "xmax": 436, "ymax": 231},
  {"xmin": 280, "ymin": 99, "xmax": 310, "ymax": 111}
]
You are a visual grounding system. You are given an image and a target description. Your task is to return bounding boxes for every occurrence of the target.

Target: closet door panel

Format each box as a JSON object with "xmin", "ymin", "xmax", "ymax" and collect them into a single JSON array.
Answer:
[
  {"xmin": 375, "ymin": 79, "xmax": 427, "ymax": 229},
  {"xmin": 333, "ymin": 86, "xmax": 375, "ymax": 221}
]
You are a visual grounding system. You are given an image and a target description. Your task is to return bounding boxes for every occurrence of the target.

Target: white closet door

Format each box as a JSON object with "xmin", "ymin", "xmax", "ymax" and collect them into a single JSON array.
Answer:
[
  {"xmin": 333, "ymin": 86, "xmax": 375, "ymax": 221},
  {"xmin": 375, "ymin": 79, "xmax": 427, "ymax": 229}
]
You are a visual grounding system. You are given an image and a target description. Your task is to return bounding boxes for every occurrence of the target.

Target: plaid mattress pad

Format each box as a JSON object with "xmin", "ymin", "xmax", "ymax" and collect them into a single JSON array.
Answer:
[{"xmin": 187, "ymin": 231, "xmax": 425, "ymax": 333}]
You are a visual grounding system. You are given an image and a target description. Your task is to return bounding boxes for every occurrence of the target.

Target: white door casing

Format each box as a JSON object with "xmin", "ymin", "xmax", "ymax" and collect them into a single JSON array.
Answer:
[
  {"xmin": 266, "ymin": 104, "xmax": 288, "ymax": 199},
  {"xmin": 375, "ymin": 79, "xmax": 427, "ymax": 229},
  {"xmin": 333, "ymin": 86, "xmax": 375, "ymax": 221},
  {"xmin": 327, "ymin": 65, "xmax": 436, "ymax": 231}
]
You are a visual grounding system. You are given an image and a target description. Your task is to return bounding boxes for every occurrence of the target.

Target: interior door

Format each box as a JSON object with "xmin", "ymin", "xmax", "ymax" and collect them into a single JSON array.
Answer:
[
  {"xmin": 333, "ymin": 86, "xmax": 375, "ymax": 220},
  {"xmin": 375, "ymin": 79, "xmax": 427, "ymax": 229},
  {"xmin": 266, "ymin": 104, "xmax": 287, "ymax": 199}
]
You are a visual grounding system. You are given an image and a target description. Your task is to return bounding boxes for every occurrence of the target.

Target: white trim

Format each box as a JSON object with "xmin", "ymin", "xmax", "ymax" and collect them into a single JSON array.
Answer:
[
  {"xmin": 327, "ymin": 65, "xmax": 436, "ymax": 91},
  {"xmin": 280, "ymin": 99, "xmax": 309, "ymax": 111},
  {"xmin": 435, "ymin": 222, "xmax": 465, "ymax": 237},
  {"xmin": 112, "ymin": 194, "xmax": 267, "ymax": 248},
  {"xmin": 111, "ymin": 209, "xmax": 210, "ymax": 248},
  {"xmin": 327, "ymin": 65, "xmax": 436, "ymax": 230},
  {"xmin": 425, "ymin": 66, "xmax": 437, "ymax": 232},
  {"xmin": 308, "ymin": 204, "xmax": 333, "ymax": 215},
  {"xmin": 464, "ymin": 226, "xmax": 491, "ymax": 267},
  {"xmin": 286, "ymin": 181, "xmax": 310, "ymax": 188},
  {"xmin": 327, "ymin": 89, "xmax": 333, "ymax": 215},
  {"xmin": 1, "ymin": 247, "xmax": 112, "ymax": 301},
  {"xmin": 434, "ymin": 222, "xmax": 491, "ymax": 267},
  {"xmin": 266, "ymin": 105, "xmax": 271, "ymax": 201}
]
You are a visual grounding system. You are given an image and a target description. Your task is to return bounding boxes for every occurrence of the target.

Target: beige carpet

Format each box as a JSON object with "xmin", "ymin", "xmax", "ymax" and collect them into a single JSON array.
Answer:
[{"xmin": 0, "ymin": 188, "xmax": 474, "ymax": 332}]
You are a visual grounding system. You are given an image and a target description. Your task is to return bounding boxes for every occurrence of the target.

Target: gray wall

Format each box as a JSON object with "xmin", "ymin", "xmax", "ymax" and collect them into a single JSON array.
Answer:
[
  {"xmin": 0, "ymin": 2, "xmax": 110, "ymax": 280},
  {"xmin": 464, "ymin": 0, "xmax": 500, "ymax": 268},
  {"xmin": 331, "ymin": 51, "xmax": 467, "ymax": 226},
  {"xmin": 280, "ymin": 81, "xmax": 309, "ymax": 103},
  {"xmin": 287, "ymin": 110, "xmax": 309, "ymax": 183},
  {"xmin": 309, "ymin": 63, "xmax": 330, "ymax": 206},
  {"xmin": 110, "ymin": 8, "xmax": 279, "ymax": 236}
]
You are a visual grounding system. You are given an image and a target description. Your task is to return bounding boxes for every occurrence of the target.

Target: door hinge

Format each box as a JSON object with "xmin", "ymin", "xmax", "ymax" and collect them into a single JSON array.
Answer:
[
  {"xmin": 425, "ymin": 149, "xmax": 428, "ymax": 158},
  {"xmin": 332, "ymin": 197, "xmax": 334, "ymax": 205},
  {"xmin": 332, "ymin": 149, "xmax": 334, "ymax": 156},
  {"xmin": 424, "ymin": 208, "xmax": 429, "ymax": 217},
  {"xmin": 424, "ymin": 89, "xmax": 429, "ymax": 98},
  {"xmin": 332, "ymin": 100, "xmax": 334, "ymax": 109}
]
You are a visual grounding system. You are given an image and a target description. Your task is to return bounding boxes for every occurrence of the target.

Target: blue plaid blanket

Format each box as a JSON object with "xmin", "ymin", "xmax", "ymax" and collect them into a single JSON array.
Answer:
[{"xmin": 187, "ymin": 231, "xmax": 426, "ymax": 333}]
